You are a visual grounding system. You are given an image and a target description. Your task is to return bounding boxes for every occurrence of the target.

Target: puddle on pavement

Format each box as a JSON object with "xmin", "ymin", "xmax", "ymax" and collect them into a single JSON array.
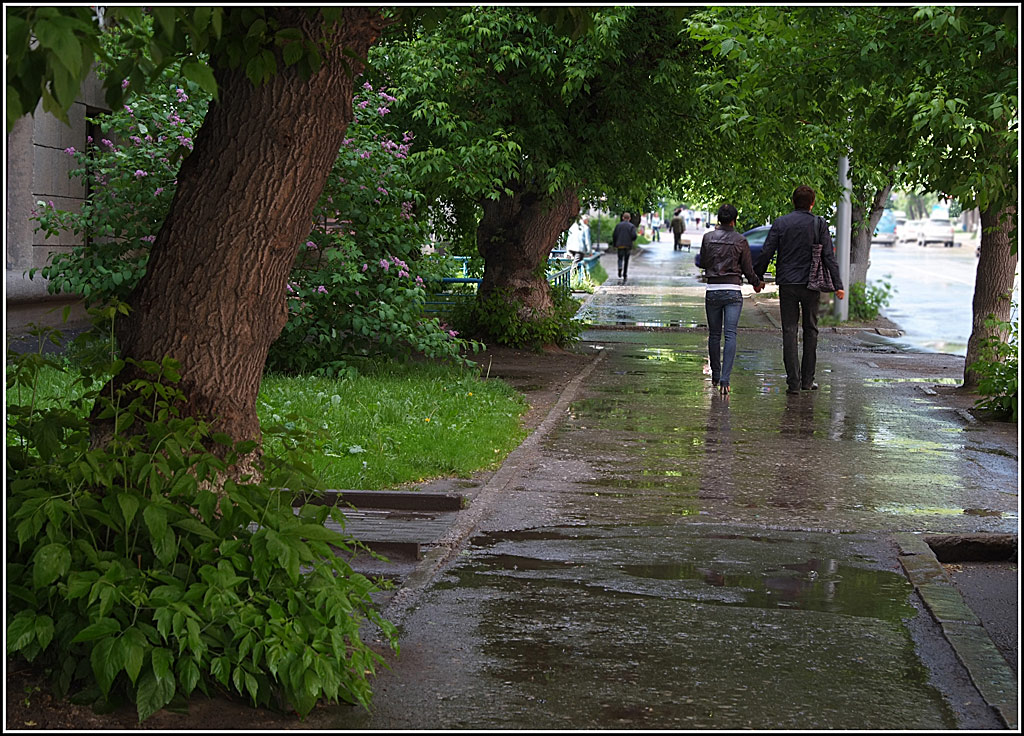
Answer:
[
  {"xmin": 618, "ymin": 558, "xmax": 916, "ymax": 621},
  {"xmin": 875, "ymin": 504, "xmax": 1017, "ymax": 520},
  {"xmin": 865, "ymin": 377, "xmax": 962, "ymax": 384}
]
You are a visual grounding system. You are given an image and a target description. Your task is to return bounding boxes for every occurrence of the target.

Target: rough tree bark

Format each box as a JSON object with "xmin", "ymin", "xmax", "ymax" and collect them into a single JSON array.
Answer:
[
  {"xmin": 963, "ymin": 203, "xmax": 1017, "ymax": 388},
  {"xmin": 476, "ymin": 185, "xmax": 580, "ymax": 326},
  {"xmin": 103, "ymin": 8, "xmax": 388, "ymax": 461},
  {"xmin": 849, "ymin": 183, "xmax": 893, "ymax": 288}
]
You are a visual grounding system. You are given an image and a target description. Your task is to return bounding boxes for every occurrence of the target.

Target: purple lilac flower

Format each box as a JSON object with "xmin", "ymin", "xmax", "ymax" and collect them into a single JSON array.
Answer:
[
  {"xmin": 362, "ymin": 264, "xmax": 368, "ymax": 272},
  {"xmin": 63, "ymin": 147, "xmax": 76, "ymax": 155},
  {"xmin": 305, "ymin": 241, "xmax": 318, "ymax": 250},
  {"xmin": 154, "ymin": 188, "xmax": 164, "ymax": 196},
  {"xmin": 359, "ymin": 151, "xmax": 371, "ymax": 159},
  {"xmin": 377, "ymin": 106, "xmax": 390, "ymax": 116},
  {"xmin": 363, "ymin": 82, "xmax": 373, "ymax": 91},
  {"xmin": 448, "ymin": 330, "xmax": 458, "ymax": 338},
  {"xmin": 286, "ymin": 283, "xmax": 294, "ymax": 294},
  {"xmin": 176, "ymin": 88, "xmax": 189, "ymax": 102},
  {"xmin": 140, "ymin": 235, "xmax": 157, "ymax": 243},
  {"xmin": 86, "ymin": 135, "xmax": 93, "ymax": 144},
  {"xmin": 377, "ymin": 187, "xmax": 388, "ymax": 195},
  {"xmin": 121, "ymin": 78, "xmax": 130, "ymax": 89},
  {"xmin": 101, "ymin": 139, "xmax": 113, "ymax": 148},
  {"xmin": 379, "ymin": 259, "xmax": 389, "ymax": 271},
  {"xmin": 358, "ymin": 100, "xmax": 370, "ymax": 109},
  {"xmin": 317, "ymin": 285, "xmax": 328, "ymax": 294},
  {"xmin": 134, "ymin": 170, "xmax": 148, "ymax": 178}
]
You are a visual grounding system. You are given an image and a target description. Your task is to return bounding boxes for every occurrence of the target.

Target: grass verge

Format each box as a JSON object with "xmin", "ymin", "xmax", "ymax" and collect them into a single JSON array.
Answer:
[{"xmin": 7, "ymin": 360, "xmax": 530, "ymax": 491}]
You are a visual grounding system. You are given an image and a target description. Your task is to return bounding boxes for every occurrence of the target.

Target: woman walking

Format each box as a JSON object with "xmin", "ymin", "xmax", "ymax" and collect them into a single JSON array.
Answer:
[{"xmin": 698, "ymin": 204, "xmax": 764, "ymax": 396}]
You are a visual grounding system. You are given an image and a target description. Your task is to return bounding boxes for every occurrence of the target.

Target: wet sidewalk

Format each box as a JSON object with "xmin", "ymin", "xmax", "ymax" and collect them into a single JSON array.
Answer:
[{"xmin": 329, "ymin": 239, "xmax": 1017, "ymax": 730}]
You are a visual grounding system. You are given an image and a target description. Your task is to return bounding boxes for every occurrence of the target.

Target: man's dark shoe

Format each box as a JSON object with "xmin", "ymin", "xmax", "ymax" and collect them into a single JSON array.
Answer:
[
  {"xmin": 802, "ymin": 383, "xmax": 819, "ymax": 391},
  {"xmin": 786, "ymin": 386, "xmax": 800, "ymax": 395}
]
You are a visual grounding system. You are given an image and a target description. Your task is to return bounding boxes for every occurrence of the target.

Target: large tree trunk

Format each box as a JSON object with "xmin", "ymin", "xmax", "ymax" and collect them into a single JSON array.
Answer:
[
  {"xmin": 476, "ymin": 185, "xmax": 580, "ymax": 332},
  {"xmin": 103, "ymin": 8, "xmax": 387, "ymax": 460},
  {"xmin": 963, "ymin": 203, "xmax": 1017, "ymax": 388},
  {"xmin": 849, "ymin": 183, "xmax": 893, "ymax": 287}
]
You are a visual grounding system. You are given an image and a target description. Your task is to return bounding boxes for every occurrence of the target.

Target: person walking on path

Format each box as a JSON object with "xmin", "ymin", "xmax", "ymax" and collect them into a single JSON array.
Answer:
[
  {"xmin": 671, "ymin": 208, "xmax": 687, "ymax": 251},
  {"xmin": 651, "ymin": 215, "xmax": 661, "ymax": 242},
  {"xmin": 612, "ymin": 211, "xmax": 638, "ymax": 284},
  {"xmin": 754, "ymin": 185, "xmax": 845, "ymax": 394},
  {"xmin": 699, "ymin": 204, "xmax": 764, "ymax": 396}
]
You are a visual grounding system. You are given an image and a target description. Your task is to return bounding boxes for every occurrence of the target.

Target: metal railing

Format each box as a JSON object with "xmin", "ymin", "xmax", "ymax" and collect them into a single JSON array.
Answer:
[{"xmin": 423, "ymin": 253, "xmax": 602, "ymax": 316}]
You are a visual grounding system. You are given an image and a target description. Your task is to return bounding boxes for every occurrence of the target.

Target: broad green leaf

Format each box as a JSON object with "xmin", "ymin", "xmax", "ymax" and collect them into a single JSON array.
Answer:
[
  {"xmin": 136, "ymin": 665, "xmax": 175, "ymax": 722},
  {"xmin": 71, "ymin": 617, "xmax": 120, "ymax": 643},
  {"xmin": 32, "ymin": 543, "xmax": 70, "ymax": 587},
  {"xmin": 7, "ymin": 610, "xmax": 37, "ymax": 652},
  {"xmin": 91, "ymin": 635, "xmax": 125, "ymax": 695},
  {"xmin": 182, "ymin": 60, "xmax": 218, "ymax": 100}
]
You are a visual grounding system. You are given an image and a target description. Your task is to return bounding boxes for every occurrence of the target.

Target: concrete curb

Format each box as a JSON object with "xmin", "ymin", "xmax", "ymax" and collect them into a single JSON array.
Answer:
[
  {"xmin": 381, "ymin": 349, "xmax": 607, "ymax": 627},
  {"xmin": 895, "ymin": 533, "xmax": 1018, "ymax": 729}
]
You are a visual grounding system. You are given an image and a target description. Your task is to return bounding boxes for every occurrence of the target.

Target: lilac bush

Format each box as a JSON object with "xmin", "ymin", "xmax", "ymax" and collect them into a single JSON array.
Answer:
[
  {"xmin": 31, "ymin": 65, "xmax": 474, "ymax": 374},
  {"xmin": 31, "ymin": 77, "xmax": 205, "ymax": 303},
  {"xmin": 266, "ymin": 81, "xmax": 477, "ymax": 375}
]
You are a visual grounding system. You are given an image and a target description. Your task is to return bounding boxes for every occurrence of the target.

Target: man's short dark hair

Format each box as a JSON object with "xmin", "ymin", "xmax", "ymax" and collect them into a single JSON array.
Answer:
[
  {"xmin": 792, "ymin": 186, "xmax": 816, "ymax": 210},
  {"xmin": 717, "ymin": 204, "xmax": 738, "ymax": 225}
]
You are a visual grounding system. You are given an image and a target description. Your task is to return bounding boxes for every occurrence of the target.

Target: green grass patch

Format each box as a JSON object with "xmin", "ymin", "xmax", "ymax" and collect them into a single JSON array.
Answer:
[
  {"xmin": 259, "ymin": 362, "xmax": 529, "ymax": 489},
  {"xmin": 7, "ymin": 360, "xmax": 530, "ymax": 490}
]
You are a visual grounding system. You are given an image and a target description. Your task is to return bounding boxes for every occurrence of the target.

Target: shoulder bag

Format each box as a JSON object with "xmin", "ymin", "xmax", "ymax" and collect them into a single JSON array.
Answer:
[{"xmin": 807, "ymin": 216, "xmax": 835, "ymax": 292}]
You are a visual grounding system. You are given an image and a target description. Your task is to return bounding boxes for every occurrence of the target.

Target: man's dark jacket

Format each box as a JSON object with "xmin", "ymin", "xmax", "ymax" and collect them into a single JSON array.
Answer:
[
  {"xmin": 699, "ymin": 224, "xmax": 761, "ymax": 286},
  {"xmin": 612, "ymin": 220, "xmax": 638, "ymax": 248},
  {"xmin": 754, "ymin": 208, "xmax": 844, "ymax": 289}
]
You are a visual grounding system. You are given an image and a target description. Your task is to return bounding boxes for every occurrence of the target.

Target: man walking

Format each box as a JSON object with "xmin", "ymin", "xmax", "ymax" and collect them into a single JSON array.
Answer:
[
  {"xmin": 754, "ymin": 185, "xmax": 845, "ymax": 394},
  {"xmin": 671, "ymin": 208, "xmax": 687, "ymax": 251},
  {"xmin": 612, "ymin": 211, "xmax": 638, "ymax": 284}
]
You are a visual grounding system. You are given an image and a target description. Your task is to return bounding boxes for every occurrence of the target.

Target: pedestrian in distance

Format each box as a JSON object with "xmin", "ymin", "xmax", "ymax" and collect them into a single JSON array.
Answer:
[
  {"xmin": 754, "ymin": 185, "xmax": 845, "ymax": 395},
  {"xmin": 612, "ymin": 211, "xmax": 638, "ymax": 284},
  {"xmin": 671, "ymin": 207, "xmax": 687, "ymax": 251},
  {"xmin": 651, "ymin": 216, "xmax": 661, "ymax": 242},
  {"xmin": 699, "ymin": 203, "xmax": 764, "ymax": 397}
]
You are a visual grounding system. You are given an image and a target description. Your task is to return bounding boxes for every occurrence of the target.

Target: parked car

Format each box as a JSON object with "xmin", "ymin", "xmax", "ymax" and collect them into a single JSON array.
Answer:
[
  {"xmin": 693, "ymin": 225, "xmax": 769, "ymax": 269},
  {"xmin": 897, "ymin": 219, "xmax": 925, "ymax": 246},
  {"xmin": 919, "ymin": 217, "xmax": 957, "ymax": 247},
  {"xmin": 872, "ymin": 209, "xmax": 897, "ymax": 246}
]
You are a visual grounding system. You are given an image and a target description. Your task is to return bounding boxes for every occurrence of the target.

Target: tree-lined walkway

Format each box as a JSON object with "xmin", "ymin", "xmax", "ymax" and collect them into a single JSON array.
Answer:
[{"xmin": 322, "ymin": 239, "xmax": 1017, "ymax": 730}]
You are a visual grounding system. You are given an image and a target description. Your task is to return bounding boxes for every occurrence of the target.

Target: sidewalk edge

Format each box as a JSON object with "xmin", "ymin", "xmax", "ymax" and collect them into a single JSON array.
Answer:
[
  {"xmin": 381, "ymin": 349, "xmax": 606, "ymax": 627},
  {"xmin": 894, "ymin": 532, "xmax": 1018, "ymax": 729}
]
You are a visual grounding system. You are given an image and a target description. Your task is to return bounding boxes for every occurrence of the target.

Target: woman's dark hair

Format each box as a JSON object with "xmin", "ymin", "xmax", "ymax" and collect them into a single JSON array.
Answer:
[
  {"xmin": 717, "ymin": 203, "xmax": 738, "ymax": 225},
  {"xmin": 792, "ymin": 185, "xmax": 816, "ymax": 209}
]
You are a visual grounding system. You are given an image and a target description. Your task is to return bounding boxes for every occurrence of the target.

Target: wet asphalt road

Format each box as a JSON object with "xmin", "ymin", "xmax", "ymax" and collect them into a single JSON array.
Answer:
[{"xmin": 329, "ymin": 239, "xmax": 1017, "ymax": 730}]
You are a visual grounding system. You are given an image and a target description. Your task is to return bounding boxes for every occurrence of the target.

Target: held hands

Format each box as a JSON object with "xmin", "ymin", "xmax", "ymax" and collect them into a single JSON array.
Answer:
[
  {"xmin": 836, "ymin": 289, "xmax": 845, "ymax": 300},
  {"xmin": 754, "ymin": 281, "xmax": 764, "ymax": 293}
]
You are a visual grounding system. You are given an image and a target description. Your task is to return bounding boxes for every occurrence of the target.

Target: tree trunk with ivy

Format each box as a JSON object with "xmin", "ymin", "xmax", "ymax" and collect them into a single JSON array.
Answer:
[
  {"xmin": 101, "ymin": 8, "xmax": 388, "ymax": 470},
  {"xmin": 475, "ymin": 185, "xmax": 580, "ymax": 336},
  {"xmin": 963, "ymin": 203, "xmax": 1017, "ymax": 388}
]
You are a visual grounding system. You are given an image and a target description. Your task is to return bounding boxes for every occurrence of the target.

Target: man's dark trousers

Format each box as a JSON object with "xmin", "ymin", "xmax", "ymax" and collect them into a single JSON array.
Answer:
[{"xmin": 779, "ymin": 284, "xmax": 821, "ymax": 390}]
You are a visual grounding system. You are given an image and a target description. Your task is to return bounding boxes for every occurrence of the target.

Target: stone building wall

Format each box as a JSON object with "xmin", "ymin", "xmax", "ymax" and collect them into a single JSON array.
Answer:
[{"xmin": 6, "ymin": 73, "xmax": 108, "ymax": 335}]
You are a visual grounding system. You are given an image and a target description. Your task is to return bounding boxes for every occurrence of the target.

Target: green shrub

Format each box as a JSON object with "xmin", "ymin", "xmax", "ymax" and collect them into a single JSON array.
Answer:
[
  {"xmin": 849, "ymin": 279, "xmax": 894, "ymax": 321},
  {"xmin": 6, "ymin": 328, "xmax": 397, "ymax": 722},
  {"xmin": 450, "ymin": 285, "xmax": 583, "ymax": 350},
  {"xmin": 968, "ymin": 310, "xmax": 1018, "ymax": 420}
]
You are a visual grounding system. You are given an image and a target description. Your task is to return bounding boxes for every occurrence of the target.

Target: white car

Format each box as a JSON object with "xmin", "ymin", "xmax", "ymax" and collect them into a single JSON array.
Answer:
[
  {"xmin": 896, "ymin": 219, "xmax": 925, "ymax": 246},
  {"xmin": 920, "ymin": 217, "xmax": 957, "ymax": 247}
]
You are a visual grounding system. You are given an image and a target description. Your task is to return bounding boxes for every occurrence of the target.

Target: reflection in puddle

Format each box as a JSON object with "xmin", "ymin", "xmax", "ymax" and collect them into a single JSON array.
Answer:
[
  {"xmin": 875, "ymin": 504, "xmax": 1016, "ymax": 519},
  {"xmin": 620, "ymin": 558, "xmax": 915, "ymax": 621}
]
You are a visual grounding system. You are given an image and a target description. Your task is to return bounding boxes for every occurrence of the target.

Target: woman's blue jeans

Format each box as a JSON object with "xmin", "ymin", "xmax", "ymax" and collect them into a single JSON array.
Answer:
[{"xmin": 705, "ymin": 289, "xmax": 744, "ymax": 386}]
